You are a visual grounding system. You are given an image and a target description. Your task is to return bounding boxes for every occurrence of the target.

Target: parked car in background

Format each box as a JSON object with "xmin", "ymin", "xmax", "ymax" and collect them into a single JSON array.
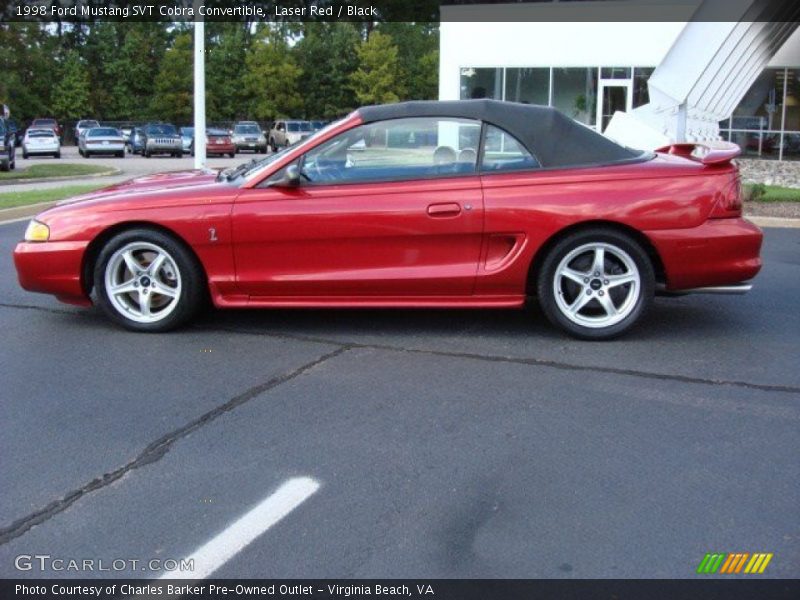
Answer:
[
  {"xmin": 22, "ymin": 128, "xmax": 61, "ymax": 159},
  {"xmin": 120, "ymin": 127, "xmax": 132, "ymax": 143},
  {"xmin": 311, "ymin": 120, "xmax": 327, "ymax": 132},
  {"xmin": 127, "ymin": 127, "xmax": 145, "ymax": 154},
  {"xmin": 231, "ymin": 121, "xmax": 267, "ymax": 153},
  {"xmin": 79, "ymin": 127, "xmax": 125, "ymax": 158},
  {"xmin": 269, "ymin": 120, "xmax": 312, "ymax": 151},
  {"xmin": 190, "ymin": 127, "xmax": 235, "ymax": 157},
  {"xmin": 0, "ymin": 117, "xmax": 16, "ymax": 171},
  {"xmin": 141, "ymin": 123, "xmax": 183, "ymax": 157},
  {"xmin": 179, "ymin": 127, "xmax": 194, "ymax": 152},
  {"xmin": 74, "ymin": 119, "xmax": 100, "ymax": 142},
  {"xmin": 30, "ymin": 118, "xmax": 61, "ymax": 138}
]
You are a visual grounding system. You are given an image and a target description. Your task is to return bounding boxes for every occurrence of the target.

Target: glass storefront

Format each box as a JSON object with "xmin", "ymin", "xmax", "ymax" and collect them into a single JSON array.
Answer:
[{"xmin": 458, "ymin": 64, "xmax": 800, "ymax": 160}]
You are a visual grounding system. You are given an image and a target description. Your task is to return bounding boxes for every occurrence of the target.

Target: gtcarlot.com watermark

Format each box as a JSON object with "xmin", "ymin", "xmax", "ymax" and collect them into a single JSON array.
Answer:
[{"xmin": 14, "ymin": 553, "xmax": 194, "ymax": 573}]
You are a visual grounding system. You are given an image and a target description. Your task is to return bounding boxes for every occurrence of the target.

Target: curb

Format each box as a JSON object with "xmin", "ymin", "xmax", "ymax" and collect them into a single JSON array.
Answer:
[
  {"xmin": 747, "ymin": 215, "xmax": 800, "ymax": 229},
  {"xmin": 0, "ymin": 201, "xmax": 60, "ymax": 224},
  {"xmin": 0, "ymin": 167, "xmax": 121, "ymax": 187}
]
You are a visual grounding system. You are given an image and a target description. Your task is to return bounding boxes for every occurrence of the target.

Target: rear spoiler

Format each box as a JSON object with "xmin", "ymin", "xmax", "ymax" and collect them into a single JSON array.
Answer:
[{"xmin": 655, "ymin": 141, "xmax": 741, "ymax": 165}]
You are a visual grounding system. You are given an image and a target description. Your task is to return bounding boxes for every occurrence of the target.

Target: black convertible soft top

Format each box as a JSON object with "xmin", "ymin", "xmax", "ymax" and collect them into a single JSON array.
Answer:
[{"xmin": 357, "ymin": 100, "xmax": 643, "ymax": 169}]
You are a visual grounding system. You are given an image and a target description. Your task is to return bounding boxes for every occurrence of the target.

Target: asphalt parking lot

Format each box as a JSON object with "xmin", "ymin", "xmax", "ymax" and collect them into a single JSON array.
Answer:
[{"xmin": 0, "ymin": 220, "xmax": 798, "ymax": 579}]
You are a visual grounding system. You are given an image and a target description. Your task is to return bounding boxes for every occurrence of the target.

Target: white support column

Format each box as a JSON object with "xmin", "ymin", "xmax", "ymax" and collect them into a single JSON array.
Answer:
[{"xmin": 193, "ymin": 8, "xmax": 206, "ymax": 170}]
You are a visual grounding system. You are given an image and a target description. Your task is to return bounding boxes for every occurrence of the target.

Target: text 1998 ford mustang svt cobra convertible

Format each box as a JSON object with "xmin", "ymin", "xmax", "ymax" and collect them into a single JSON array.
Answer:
[{"xmin": 14, "ymin": 100, "xmax": 762, "ymax": 339}]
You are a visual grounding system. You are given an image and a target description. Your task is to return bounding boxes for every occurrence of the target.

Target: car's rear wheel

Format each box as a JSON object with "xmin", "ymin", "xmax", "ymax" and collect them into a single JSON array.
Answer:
[
  {"xmin": 536, "ymin": 228, "xmax": 654, "ymax": 340},
  {"xmin": 94, "ymin": 229, "xmax": 205, "ymax": 332}
]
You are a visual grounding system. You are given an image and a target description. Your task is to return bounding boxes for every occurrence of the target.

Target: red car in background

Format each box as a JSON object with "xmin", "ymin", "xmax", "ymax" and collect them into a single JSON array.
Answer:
[
  {"xmin": 13, "ymin": 100, "xmax": 762, "ymax": 339},
  {"xmin": 30, "ymin": 117, "xmax": 61, "ymax": 138},
  {"xmin": 191, "ymin": 127, "xmax": 236, "ymax": 158}
]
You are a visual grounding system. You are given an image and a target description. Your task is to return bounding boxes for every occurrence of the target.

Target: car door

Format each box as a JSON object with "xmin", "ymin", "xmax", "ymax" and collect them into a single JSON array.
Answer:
[{"xmin": 232, "ymin": 116, "xmax": 485, "ymax": 299}]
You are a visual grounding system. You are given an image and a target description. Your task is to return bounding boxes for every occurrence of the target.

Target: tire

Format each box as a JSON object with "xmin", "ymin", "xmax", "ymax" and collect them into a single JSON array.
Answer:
[
  {"xmin": 117, "ymin": 152, "xmax": 124, "ymax": 158},
  {"xmin": 23, "ymin": 151, "xmax": 28, "ymax": 159},
  {"xmin": 0, "ymin": 159, "xmax": 7, "ymax": 172},
  {"xmin": 144, "ymin": 150, "xmax": 151, "ymax": 158},
  {"xmin": 94, "ymin": 228, "xmax": 205, "ymax": 332},
  {"xmin": 229, "ymin": 152, "xmax": 235, "ymax": 158},
  {"xmin": 269, "ymin": 138, "xmax": 276, "ymax": 152},
  {"xmin": 536, "ymin": 228, "xmax": 654, "ymax": 340},
  {"xmin": 54, "ymin": 152, "xmax": 60, "ymax": 159}
]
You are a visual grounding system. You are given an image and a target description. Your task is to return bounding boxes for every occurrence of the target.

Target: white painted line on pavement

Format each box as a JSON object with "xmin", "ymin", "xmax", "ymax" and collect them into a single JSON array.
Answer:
[
  {"xmin": 0, "ymin": 216, "xmax": 32, "ymax": 225},
  {"xmin": 160, "ymin": 477, "xmax": 320, "ymax": 580}
]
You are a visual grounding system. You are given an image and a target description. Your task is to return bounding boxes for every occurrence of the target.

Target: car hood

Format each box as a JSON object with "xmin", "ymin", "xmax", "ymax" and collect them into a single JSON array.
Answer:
[{"xmin": 55, "ymin": 169, "xmax": 222, "ymax": 207}]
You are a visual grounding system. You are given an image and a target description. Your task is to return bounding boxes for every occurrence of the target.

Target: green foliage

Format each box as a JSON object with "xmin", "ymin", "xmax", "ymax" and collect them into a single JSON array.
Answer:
[
  {"xmin": 207, "ymin": 23, "xmax": 251, "ymax": 121},
  {"xmin": 242, "ymin": 25, "xmax": 303, "ymax": 121},
  {"xmin": 744, "ymin": 183, "xmax": 800, "ymax": 202},
  {"xmin": 0, "ymin": 21, "xmax": 440, "ymax": 124},
  {"xmin": 295, "ymin": 23, "xmax": 361, "ymax": 119},
  {"xmin": 52, "ymin": 50, "xmax": 91, "ymax": 120},
  {"xmin": 150, "ymin": 32, "xmax": 194, "ymax": 124},
  {"xmin": 350, "ymin": 32, "xmax": 403, "ymax": 105}
]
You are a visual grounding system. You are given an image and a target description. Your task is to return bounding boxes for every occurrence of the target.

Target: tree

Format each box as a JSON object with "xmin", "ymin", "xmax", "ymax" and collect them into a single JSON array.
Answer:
[
  {"xmin": 295, "ymin": 23, "xmax": 361, "ymax": 119},
  {"xmin": 207, "ymin": 23, "xmax": 250, "ymax": 121},
  {"xmin": 376, "ymin": 22, "xmax": 439, "ymax": 101},
  {"xmin": 242, "ymin": 25, "xmax": 303, "ymax": 121},
  {"xmin": 350, "ymin": 32, "xmax": 404, "ymax": 105},
  {"xmin": 0, "ymin": 23, "xmax": 59, "ymax": 122},
  {"xmin": 114, "ymin": 23, "xmax": 170, "ymax": 121},
  {"xmin": 149, "ymin": 32, "xmax": 193, "ymax": 124},
  {"xmin": 51, "ymin": 50, "xmax": 91, "ymax": 120}
]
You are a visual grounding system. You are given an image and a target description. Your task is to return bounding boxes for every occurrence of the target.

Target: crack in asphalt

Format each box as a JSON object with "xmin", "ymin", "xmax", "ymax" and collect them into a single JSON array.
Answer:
[
  {"xmin": 0, "ymin": 345, "xmax": 349, "ymax": 546},
  {"xmin": 193, "ymin": 325, "xmax": 800, "ymax": 395},
  {"xmin": 0, "ymin": 300, "xmax": 797, "ymax": 395}
]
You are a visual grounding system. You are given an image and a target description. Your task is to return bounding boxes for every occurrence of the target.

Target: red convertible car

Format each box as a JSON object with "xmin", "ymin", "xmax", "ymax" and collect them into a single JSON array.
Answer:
[{"xmin": 14, "ymin": 100, "xmax": 762, "ymax": 339}]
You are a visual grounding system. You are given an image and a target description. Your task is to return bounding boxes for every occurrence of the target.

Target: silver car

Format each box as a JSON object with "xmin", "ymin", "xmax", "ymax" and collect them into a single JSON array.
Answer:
[
  {"xmin": 79, "ymin": 127, "xmax": 126, "ymax": 158},
  {"xmin": 22, "ymin": 128, "xmax": 61, "ymax": 159},
  {"xmin": 142, "ymin": 123, "xmax": 183, "ymax": 157},
  {"xmin": 231, "ymin": 122, "xmax": 267, "ymax": 153},
  {"xmin": 74, "ymin": 119, "xmax": 100, "ymax": 142}
]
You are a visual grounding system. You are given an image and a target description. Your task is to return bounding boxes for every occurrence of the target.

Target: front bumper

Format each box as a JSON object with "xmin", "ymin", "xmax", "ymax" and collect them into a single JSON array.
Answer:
[
  {"xmin": 647, "ymin": 218, "xmax": 763, "ymax": 291},
  {"xmin": 146, "ymin": 142, "xmax": 182, "ymax": 153},
  {"xmin": 14, "ymin": 240, "xmax": 92, "ymax": 306}
]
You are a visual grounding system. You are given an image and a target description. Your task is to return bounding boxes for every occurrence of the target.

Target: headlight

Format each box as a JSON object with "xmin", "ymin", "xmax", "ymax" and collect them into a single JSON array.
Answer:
[{"xmin": 24, "ymin": 220, "xmax": 50, "ymax": 242}]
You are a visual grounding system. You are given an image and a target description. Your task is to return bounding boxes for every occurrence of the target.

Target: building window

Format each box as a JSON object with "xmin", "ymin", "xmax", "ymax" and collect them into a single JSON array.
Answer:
[
  {"xmin": 505, "ymin": 68, "xmax": 549, "ymax": 105},
  {"xmin": 601, "ymin": 67, "xmax": 631, "ymax": 79},
  {"xmin": 460, "ymin": 68, "xmax": 502, "ymax": 100},
  {"xmin": 552, "ymin": 67, "xmax": 598, "ymax": 126},
  {"xmin": 633, "ymin": 67, "xmax": 655, "ymax": 108}
]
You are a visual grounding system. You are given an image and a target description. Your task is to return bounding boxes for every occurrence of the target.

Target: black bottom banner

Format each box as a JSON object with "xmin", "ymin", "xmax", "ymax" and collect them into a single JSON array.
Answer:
[{"xmin": 3, "ymin": 579, "xmax": 800, "ymax": 600}]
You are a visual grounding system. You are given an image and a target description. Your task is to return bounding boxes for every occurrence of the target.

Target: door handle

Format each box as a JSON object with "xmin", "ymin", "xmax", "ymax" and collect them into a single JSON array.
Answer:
[{"xmin": 427, "ymin": 202, "xmax": 462, "ymax": 217}]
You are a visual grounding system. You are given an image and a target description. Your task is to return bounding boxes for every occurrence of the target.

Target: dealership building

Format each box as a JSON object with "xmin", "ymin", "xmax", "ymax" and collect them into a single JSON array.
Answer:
[{"xmin": 439, "ymin": 1, "xmax": 800, "ymax": 160}]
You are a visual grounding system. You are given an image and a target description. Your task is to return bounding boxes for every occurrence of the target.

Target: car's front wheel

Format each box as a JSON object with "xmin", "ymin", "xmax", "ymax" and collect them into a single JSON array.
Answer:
[
  {"xmin": 94, "ymin": 229, "xmax": 205, "ymax": 332},
  {"xmin": 536, "ymin": 228, "xmax": 654, "ymax": 340}
]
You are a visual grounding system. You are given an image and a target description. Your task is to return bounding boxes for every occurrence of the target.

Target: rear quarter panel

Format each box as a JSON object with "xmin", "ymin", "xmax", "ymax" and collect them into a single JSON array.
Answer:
[{"xmin": 477, "ymin": 155, "xmax": 735, "ymax": 296}]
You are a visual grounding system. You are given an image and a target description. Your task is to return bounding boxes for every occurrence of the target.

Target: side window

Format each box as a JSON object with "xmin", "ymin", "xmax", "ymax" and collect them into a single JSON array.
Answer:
[
  {"xmin": 300, "ymin": 117, "xmax": 481, "ymax": 184},
  {"xmin": 481, "ymin": 125, "xmax": 540, "ymax": 172}
]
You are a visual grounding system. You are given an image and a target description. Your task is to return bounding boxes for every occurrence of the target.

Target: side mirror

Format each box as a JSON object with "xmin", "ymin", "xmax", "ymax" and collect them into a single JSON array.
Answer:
[{"xmin": 267, "ymin": 164, "xmax": 301, "ymax": 188}]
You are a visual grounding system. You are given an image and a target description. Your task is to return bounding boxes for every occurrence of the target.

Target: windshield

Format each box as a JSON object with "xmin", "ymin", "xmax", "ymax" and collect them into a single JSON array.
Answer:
[
  {"xmin": 34, "ymin": 119, "xmax": 56, "ymax": 126},
  {"xmin": 146, "ymin": 124, "xmax": 177, "ymax": 135},
  {"xmin": 208, "ymin": 129, "xmax": 228, "ymax": 136},
  {"xmin": 80, "ymin": 121, "xmax": 100, "ymax": 128},
  {"xmin": 181, "ymin": 127, "xmax": 194, "ymax": 136},
  {"xmin": 89, "ymin": 128, "xmax": 121, "ymax": 137},
  {"xmin": 234, "ymin": 125, "xmax": 261, "ymax": 134},
  {"xmin": 287, "ymin": 122, "xmax": 311, "ymax": 132},
  {"xmin": 238, "ymin": 118, "xmax": 347, "ymax": 183}
]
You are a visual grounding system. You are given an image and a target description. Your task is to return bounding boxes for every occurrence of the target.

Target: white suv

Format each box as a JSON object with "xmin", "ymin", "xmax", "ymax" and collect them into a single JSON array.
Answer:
[{"xmin": 268, "ymin": 120, "xmax": 312, "ymax": 151}]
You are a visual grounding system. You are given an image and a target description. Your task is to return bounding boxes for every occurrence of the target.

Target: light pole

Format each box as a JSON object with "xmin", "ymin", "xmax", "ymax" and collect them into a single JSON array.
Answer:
[{"xmin": 193, "ymin": 7, "xmax": 206, "ymax": 169}]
